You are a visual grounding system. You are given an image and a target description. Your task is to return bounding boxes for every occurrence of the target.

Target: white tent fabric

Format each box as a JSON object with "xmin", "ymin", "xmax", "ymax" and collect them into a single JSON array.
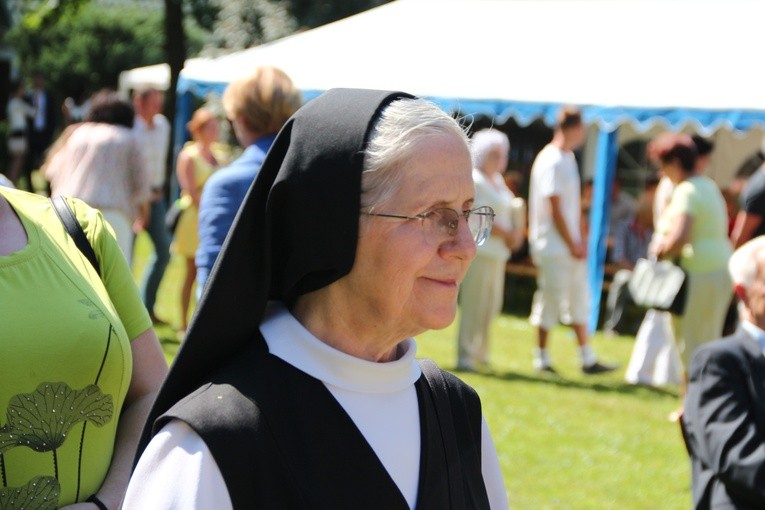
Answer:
[
  {"xmin": 178, "ymin": 0, "xmax": 765, "ymax": 133},
  {"xmin": 118, "ymin": 58, "xmax": 207, "ymax": 95},
  {"xmin": 118, "ymin": 63, "xmax": 169, "ymax": 94}
]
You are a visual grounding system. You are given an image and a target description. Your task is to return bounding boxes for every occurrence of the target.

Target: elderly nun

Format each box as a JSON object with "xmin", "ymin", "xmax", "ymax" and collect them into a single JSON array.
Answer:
[{"xmin": 125, "ymin": 89, "xmax": 508, "ymax": 509}]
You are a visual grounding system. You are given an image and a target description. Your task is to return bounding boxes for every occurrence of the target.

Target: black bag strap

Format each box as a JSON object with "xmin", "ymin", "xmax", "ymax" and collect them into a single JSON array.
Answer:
[
  {"xmin": 51, "ymin": 195, "xmax": 101, "ymax": 277},
  {"xmin": 418, "ymin": 358, "xmax": 466, "ymax": 508}
]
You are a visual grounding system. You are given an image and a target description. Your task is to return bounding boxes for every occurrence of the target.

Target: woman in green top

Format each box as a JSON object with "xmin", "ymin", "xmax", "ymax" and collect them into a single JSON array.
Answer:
[
  {"xmin": 0, "ymin": 186, "xmax": 168, "ymax": 509},
  {"xmin": 649, "ymin": 132, "xmax": 733, "ymax": 398}
]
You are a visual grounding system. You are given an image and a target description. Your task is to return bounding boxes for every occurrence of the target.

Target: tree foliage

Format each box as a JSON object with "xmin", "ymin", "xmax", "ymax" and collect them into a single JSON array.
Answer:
[
  {"xmin": 203, "ymin": 0, "xmax": 296, "ymax": 54},
  {"xmin": 288, "ymin": 0, "xmax": 390, "ymax": 30},
  {"xmin": 202, "ymin": 0, "xmax": 392, "ymax": 55},
  {"xmin": 186, "ymin": 0, "xmax": 219, "ymax": 32},
  {"xmin": 6, "ymin": 2, "xmax": 206, "ymax": 98},
  {"xmin": 5, "ymin": 0, "xmax": 392, "ymax": 99}
]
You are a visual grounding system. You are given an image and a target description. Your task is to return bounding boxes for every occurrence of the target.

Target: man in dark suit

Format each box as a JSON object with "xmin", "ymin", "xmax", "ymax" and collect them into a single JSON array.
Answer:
[
  {"xmin": 25, "ymin": 73, "xmax": 57, "ymax": 191},
  {"xmin": 684, "ymin": 235, "xmax": 765, "ymax": 509}
]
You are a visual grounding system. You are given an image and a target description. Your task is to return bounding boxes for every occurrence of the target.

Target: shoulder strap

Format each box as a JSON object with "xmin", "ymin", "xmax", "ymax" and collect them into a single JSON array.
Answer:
[
  {"xmin": 50, "ymin": 195, "xmax": 101, "ymax": 277},
  {"xmin": 418, "ymin": 358, "xmax": 467, "ymax": 508}
]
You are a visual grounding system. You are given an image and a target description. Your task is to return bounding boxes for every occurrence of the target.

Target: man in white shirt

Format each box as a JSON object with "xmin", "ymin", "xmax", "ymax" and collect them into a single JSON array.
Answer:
[
  {"xmin": 528, "ymin": 106, "xmax": 616, "ymax": 374},
  {"xmin": 683, "ymin": 235, "xmax": 765, "ymax": 509},
  {"xmin": 133, "ymin": 87, "xmax": 171, "ymax": 323}
]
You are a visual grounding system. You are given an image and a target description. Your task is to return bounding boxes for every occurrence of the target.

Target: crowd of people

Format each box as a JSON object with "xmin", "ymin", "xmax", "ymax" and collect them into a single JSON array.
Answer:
[{"xmin": 3, "ymin": 67, "xmax": 765, "ymax": 508}]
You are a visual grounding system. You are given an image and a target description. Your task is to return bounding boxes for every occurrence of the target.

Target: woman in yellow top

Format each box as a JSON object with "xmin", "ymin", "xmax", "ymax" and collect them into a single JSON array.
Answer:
[
  {"xmin": 172, "ymin": 108, "xmax": 228, "ymax": 334},
  {"xmin": 649, "ymin": 132, "xmax": 733, "ymax": 403},
  {"xmin": 0, "ymin": 185, "xmax": 167, "ymax": 509}
]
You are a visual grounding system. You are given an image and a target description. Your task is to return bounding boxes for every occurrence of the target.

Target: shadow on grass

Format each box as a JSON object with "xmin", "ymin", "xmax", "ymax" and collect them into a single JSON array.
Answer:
[{"xmin": 453, "ymin": 367, "xmax": 679, "ymax": 398}]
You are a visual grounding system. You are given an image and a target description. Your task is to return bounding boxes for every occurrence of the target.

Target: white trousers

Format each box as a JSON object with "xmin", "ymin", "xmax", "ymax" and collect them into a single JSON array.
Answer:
[{"xmin": 529, "ymin": 253, "xmax": 590, "ymax": 330}]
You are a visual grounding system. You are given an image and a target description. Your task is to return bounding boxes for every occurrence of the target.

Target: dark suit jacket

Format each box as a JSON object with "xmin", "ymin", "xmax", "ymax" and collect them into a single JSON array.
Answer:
[
  {"xmin": 684, "ymin": 328, "xmax": 765, "ymax": 509},
  {"xmin": 25, "ymin": 88, "xmax": 58, "ymax": 136}
]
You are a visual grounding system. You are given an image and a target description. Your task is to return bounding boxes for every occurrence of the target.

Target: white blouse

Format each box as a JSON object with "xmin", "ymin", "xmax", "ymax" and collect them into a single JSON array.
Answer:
[
  {"xmin": 124, "ymin": 303, "xmax": 509, "ymax": 509},
  {"xmin": 6, "ymin": 97, "xmax": 35, "ymax": 133},
  {"xmin": 474, "ymin": 169, "xmax": 515, "ymax": 261}
]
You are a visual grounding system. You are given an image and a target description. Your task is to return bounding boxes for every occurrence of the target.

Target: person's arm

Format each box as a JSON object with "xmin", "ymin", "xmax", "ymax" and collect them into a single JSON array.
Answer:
[
  {"xmin": 610, "ymin": 221, "xmax": 631, "ymax": 269},
  {"xmin": 730, "ymin": 210, "xmax": 762, "ymax": 248},
  {"xmin": 129, "ymin": 137, "xmax": 151, "ymax": 233},
  {"xmin": 651, "ymin": 213, "xmax": 693, "ymax": 260},
  {"xmin": 491, "ymin": 223, "xmax": 524, "ymax": 252},
  {"xmin": 60, "ymin": 200, "xmax": 167, "ymax": 509},
  {"xmin": 177, "ymin": 150, "xmax": 202, "ymax": 207},
  {"xmin": 685, "ymin": 346, "xmax": 765, "ymax": 504},
  {"xmin": 123, "ymin": 420, "xmax": 233, "ymax": 510},
  {"xmin": 59, "ymin": 329, "xmax": 167, "ymax": 510},
  {"xmin": 549, "ymin": 195, "xmax": 585, "ymax": 258},
  {"xmin": 25, "ymin": 100, "xmax": 37, "ymax": 119}
]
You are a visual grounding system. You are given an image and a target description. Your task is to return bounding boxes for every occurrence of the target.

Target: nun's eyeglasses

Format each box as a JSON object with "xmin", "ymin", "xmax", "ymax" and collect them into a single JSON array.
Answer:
[{"xmin": 362, "ymin": 206, "xmax": 495, "ymax": 246}]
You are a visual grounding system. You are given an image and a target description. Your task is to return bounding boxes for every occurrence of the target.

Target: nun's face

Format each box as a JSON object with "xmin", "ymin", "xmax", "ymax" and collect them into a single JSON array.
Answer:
[{"xmin": 348, "ymin": 132, "xmax": 477, "ymax": 337}]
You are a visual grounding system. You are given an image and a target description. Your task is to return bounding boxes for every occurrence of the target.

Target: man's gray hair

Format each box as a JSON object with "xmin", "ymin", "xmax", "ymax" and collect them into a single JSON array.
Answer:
[
  {"xmin": 360, "ymin": 98, "xmax": 469, "ymax": 210},
  {"xmin": 729, "ymin": 236, "xmax": 765, "ymax": 288}
]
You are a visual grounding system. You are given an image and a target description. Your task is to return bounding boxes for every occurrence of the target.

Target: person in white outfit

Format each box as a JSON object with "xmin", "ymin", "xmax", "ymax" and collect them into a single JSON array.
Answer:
[
  {"xmin": 527, "ymin": 106, "xmax": 616, "ymax": 375},
  {"xmin": 5, "ymin": 80, "xmax": 36, "ymax": 186},
  {"xmin": 457, "ymin": 128, "xmax": 523, "ymax": 371}
]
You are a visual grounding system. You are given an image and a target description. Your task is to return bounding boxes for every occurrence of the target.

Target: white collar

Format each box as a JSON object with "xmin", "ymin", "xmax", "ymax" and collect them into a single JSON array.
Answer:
[{"xmin": 260, "ymin": 302, "xmax": 421, "ymax": 394}]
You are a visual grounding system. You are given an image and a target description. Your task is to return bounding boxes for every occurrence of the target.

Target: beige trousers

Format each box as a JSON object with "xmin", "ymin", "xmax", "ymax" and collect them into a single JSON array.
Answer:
[
  {"xmin": 672, "ymin": 267, "xmax": 732, "ymax": 368},
  {"xmin": 457, "ymin": 253, "xmax": 506, "ymax": 369}
]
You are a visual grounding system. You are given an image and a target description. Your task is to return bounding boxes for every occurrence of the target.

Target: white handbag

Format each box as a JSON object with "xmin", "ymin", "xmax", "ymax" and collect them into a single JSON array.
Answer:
[{"xmin": 628, "ymin": 257, "xmax": 686, "ymax": 313}]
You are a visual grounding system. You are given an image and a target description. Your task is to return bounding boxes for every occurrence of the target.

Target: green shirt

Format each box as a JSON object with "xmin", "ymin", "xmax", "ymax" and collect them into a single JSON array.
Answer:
[
  {"xmin": 0, "ymin": 187, "xmax": 151, "ymax": 508},
  {"xmin": 658, "ymin": 175, "xmax": 732, "ymax": 273}
]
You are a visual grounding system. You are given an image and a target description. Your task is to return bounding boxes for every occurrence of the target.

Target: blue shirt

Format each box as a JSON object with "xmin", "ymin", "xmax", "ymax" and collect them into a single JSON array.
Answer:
[{"xmin": 195, "ymin": 135, "xmax": 276, "ymax": 291}]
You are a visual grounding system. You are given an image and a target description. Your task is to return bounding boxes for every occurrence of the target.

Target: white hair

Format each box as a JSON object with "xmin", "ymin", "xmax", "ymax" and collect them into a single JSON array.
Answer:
[
  {"xmin": 729, "ymin": 235, "xmax": 765, "ymax": 288},
  {"xmin": 470, "ymin": 128, "xmax": 510, "ymax": 170},
  {"xmin": 360, "ymin": 98, "xmax": 469, "ymax": 209}
]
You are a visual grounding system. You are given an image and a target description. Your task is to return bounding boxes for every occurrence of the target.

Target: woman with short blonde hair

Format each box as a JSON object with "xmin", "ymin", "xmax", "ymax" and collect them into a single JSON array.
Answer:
[
  {"xmin": 222, "ymin": 66, "xmax": 302, "ymax": 136},
  {"xmin": 195, "ymin": 66, "xmax": 302, "ymax": 293}
]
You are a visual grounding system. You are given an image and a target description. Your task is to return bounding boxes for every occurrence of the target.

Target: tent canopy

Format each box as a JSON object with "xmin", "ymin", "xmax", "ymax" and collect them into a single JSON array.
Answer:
[{"xmin": 177, "ymin": 0, "xmax": 765, "ymax": 133}]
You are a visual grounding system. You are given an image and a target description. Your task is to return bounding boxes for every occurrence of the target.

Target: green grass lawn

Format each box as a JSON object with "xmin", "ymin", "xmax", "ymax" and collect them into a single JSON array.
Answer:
[{"xmin": 134, "ymin": 233, "xmax": 690, "ymax": 509}]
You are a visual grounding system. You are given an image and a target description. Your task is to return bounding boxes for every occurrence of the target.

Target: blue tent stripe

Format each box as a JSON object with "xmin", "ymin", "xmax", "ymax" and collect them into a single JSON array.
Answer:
[
  {"xmin": 178, "ymin": 74, "xmax": 765, "ymax": 131},
  {"xmin": 587, "ymin": 130, "xmax": 619, "ymax": 333}
]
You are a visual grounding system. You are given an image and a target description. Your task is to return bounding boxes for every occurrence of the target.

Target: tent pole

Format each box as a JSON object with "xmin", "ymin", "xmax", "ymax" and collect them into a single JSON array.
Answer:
[{"xmin": 587, "ymin": 128, "xmax": 618, "ymax": 333}]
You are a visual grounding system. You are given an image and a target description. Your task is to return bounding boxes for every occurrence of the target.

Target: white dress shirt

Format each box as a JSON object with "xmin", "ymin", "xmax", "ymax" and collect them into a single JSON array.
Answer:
[
  {"xmin": 740, "ymin": 320, "xmax": 765, "ymax": 354},
  {"xmin": 133, "ymin": 114, "xmax": 170, "ymax": 189}
]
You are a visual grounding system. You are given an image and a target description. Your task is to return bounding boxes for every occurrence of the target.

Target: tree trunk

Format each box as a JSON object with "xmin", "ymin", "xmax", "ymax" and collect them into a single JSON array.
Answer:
[{"xmin": 163, "ymin": 0, "xmax": 185, "ymax": 194}]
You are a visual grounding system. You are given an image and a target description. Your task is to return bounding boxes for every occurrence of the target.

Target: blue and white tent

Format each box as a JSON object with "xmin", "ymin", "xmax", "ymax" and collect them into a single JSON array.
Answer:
[{"xmin": 167, "ymin": 0, "xmax": 765, "ymax": 329}]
